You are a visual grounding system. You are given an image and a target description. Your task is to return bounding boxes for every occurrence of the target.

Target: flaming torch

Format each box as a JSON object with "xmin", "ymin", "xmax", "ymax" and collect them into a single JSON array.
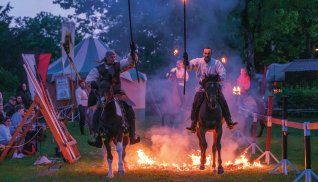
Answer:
[
  {"xmin": 233, "ymin": 86, "xmax": 241, "ymax": 95},
  {"xmin": 221, "ymin": 56, "xmax": 227, "ymax": 64},
  {"xmin": 173, "ymin": 48, "xmax": 179, "ymax": 56}
]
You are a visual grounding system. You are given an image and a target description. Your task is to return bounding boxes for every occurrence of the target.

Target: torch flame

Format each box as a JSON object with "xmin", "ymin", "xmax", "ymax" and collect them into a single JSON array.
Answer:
[
  {"xmin": 221, "ymin": 57, "xmax": 226, "ymax": 64},
  {"xmin": 173, "ymin": 49, "xmax": 179, "ymax": 56},
  {"xmin": 233, "ymin": 86, "xmax": 241, "ymax": 95}
]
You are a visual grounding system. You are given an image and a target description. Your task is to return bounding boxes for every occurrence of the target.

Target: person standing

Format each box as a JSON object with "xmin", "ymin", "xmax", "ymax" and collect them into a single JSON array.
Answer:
[
  {"xmin": 75, "ymin": 80, "xmax": 88, "ymax": 135},
  {"xmin": 185, "ymin": 47, "xmax": 237, "ymax": 132},
  {"xmin": 166, "ymin": 60, "xmax": 189, "ymax": 107},
  {"xmin": 85, "ymin": 50, "xmax": 140, "ymax": 147},
  {"xmin": 236, "ymin": 68, "xmax": 251, "ymax": 95},
  {"xmin": 16, "ymin": 83, "xmax": 32, "ymax": 109}
]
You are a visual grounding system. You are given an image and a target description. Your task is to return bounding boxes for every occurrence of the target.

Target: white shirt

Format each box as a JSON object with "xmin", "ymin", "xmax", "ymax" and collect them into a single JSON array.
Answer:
[
  {"xmin": 85, "ymin": 54, "xmax": 136, "ymax": 83},
  {"xmin": 188, "ymin": 57, "xmax": 226, "ymax": 91},
  {"xmin": 167, "ymin": 67, "xmax": 189, "ymax": 86},
  {"xmin": 75, "ymin": 87, "xmax": 88, "ymax": 107}
]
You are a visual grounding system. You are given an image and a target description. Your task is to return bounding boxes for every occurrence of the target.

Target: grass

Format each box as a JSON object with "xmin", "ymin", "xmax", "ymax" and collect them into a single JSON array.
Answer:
[{"xmin": 0, "ymin": 116, "xmax": 318, "ymax": 182}]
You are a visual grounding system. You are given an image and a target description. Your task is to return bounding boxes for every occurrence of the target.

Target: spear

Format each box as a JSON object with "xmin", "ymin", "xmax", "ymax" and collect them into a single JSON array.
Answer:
[
  {"xmin": 183, "ymin": 0, "xmax": 188, "ymax": 95},
  {"xmin": 128, "ymin": 0, "xmax": 140, "ymax": 83}
]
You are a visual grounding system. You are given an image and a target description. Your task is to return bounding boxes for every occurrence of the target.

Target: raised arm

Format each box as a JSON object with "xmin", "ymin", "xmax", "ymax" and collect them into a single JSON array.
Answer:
[{"xmin": 120, "ymin": 53, "xmax": 138, "ymax": 73}]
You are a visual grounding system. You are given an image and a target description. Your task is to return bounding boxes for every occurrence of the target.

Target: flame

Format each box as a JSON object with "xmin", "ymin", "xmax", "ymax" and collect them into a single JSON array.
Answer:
[
  {"xmin": 173, "ymin": 49, "xmax": 179, "ymax": 56},
  {"xmin": 225, "ymin": 152, "xmax": 262, "ymax": 170},
  {"xmin": 137, "ymin": 149, "xmax": 155, "ymax": 165},
  {"xmin": 131, "ymin": 148, "xmax": 262, "ymax": 171},
  {"xmin": 233, "ymin": 86, "xmax": 241, "ymax": 95},
  {"xmin": 221, "ymin": 57, "xmax": 227, "ymax": 64}
]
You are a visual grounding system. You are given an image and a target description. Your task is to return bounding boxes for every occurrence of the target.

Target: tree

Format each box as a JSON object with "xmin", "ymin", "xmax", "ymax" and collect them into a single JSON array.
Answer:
[{"xmin": 53, "ymin": 0, "xmax": 240, "ymax": 75}]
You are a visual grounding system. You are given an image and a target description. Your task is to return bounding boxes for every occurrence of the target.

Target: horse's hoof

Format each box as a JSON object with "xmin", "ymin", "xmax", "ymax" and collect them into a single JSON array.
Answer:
[
  {"xmin": 118, "ymin": 170, "xmax": 124, "ymax": 176},
  {"xmin": 212, "ymin": 167, "xmax": 217, "ymax": 173},
  {"xmin": 199, "ymin": 164, "xmax": 205, "ymax": 170},
  {"xmin": 217, "ymin": 167, "xmax": 224, "ymax": 174},
  {"xmin": 107, "ymin": 173, "xmax": 114, "ymax": 178}
]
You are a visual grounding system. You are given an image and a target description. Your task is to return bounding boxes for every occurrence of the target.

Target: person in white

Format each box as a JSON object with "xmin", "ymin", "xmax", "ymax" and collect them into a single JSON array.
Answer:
[
  {"xmin": 166, "ymin": 60, "xmax": 189, "ymax": 107},
  {"xmin": 185, "ymin": 47, "xmax": 237, "ymax": 132},
  {"xmin": 75, "ymin": 80, "xmax": 88, "ymax": 135}
]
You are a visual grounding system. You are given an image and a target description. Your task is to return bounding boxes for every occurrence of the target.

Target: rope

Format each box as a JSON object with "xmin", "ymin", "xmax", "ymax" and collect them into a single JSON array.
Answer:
[{"xmin": 4, "ymin": 127, "xmax": 45, "ymax": 149}]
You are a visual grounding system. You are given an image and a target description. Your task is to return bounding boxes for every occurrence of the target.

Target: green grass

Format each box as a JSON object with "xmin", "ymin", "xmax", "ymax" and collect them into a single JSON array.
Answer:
[{"xmin": 1, "ymin": 116, "xmax": 318, "ymax": 182}]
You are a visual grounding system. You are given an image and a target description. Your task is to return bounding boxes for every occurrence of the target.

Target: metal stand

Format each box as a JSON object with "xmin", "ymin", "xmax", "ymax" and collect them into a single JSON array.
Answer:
[
  {"xmin": 270, "ymin": 97, "xmax": 299, "ymax": 175},
  {"xmin": 256, "ymin": 151, "xmax": 279, "ymax": 164},
  {"xmin": 294, "ymin": 122, "xmax": 318, "ymax": 182},
  {"xmin": 244, "ymin": 113, "xmax": 264, "ymax": 155}
]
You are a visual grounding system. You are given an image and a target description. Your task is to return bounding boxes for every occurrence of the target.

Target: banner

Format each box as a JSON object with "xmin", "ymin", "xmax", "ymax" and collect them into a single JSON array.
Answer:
[
  {"xmin": 55, "ymin": 76, "xmax": 71, "ymax": 101},
  {"xmin": 61, "ymin": 21, "xmax": 75, "ymax": 69},
  {"xmin": 37, "ymin": 53, "xmax": 51, "ymax": 83},
  {"xmin": 22, "ymin": 54, "xmax": 36, "ymax": 100}
]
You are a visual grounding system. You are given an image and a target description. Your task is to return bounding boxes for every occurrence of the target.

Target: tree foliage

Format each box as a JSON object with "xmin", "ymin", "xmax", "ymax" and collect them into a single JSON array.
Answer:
[{"xmin": 229, "ymin": 0, "xmax": 318, "ymax": 73}]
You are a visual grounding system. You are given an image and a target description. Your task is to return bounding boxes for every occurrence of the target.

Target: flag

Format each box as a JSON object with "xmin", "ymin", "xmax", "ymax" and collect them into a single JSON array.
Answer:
[
  {"xmin": 37, "ymin": 53, "xmax": 51, "ymax": 83},
  {"xmin": 61, "ymin": 21, "xmax": 75, "ymax": 68},
  {"xmin": 22, "ymin": 54, "xmax": 37, "ymax": 100}
]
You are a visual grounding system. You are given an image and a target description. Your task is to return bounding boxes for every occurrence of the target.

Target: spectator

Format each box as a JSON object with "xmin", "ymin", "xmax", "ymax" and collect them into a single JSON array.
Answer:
[
  {"xmin": 10, "ymin": 105, "xmax": 25, "ymax": 134},
  {"xmin": 75, "ymin": 80, "xmax": 88, "ymax": 135},
  {"xmin": 4, "ymin": 96, "xmax": 17, "ymax": 117},
  {"xmin": 0, "ymin": 116, "xmax": 12, "ymax": 145},
  {"xmin": 236, "ymin": 68, "xmax": 251, "ymax": 95},
  {"xmin": 16, "ymin": 83, "xmax": 32, "ymax": 109},
  {"xmin": 16, "ymin": 95, "xmax": 25, "ymax": 108}
]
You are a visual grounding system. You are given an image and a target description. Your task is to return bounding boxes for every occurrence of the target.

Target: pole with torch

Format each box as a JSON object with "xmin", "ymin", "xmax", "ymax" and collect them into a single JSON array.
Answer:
[
  {"xmin": 128, "ymin": 0, "xmax": 140, "ymax": 83},
  {"xmin": 183, "ymin": 0, "xmax": 188, "ymax": 95}
]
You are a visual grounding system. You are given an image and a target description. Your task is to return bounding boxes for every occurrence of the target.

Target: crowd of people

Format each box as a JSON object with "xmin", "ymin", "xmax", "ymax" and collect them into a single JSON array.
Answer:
[{"xmin": 0, "ymin": 82, "xmax": 42, "ymax": 159}]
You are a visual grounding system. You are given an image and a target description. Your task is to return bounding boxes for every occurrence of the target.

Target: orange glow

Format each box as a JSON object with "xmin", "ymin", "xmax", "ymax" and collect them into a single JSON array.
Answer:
[
  {"xmin": 233, "ymin": 86, "xmax": 241, "ymax": 95},
  {"xmin": 221, "ymin": 57, "xmax": 227, "ymax": 64},
  {"xmin": 173, "ymin": 49, "xmax": 179, "ymax": 56},
  {"xmin": 128, "ymin": 148, "xmax": 262, "ymax": 171},
  {"xmin": 225, "ymin": 152, "xmax": 262, "ymax": 169}
]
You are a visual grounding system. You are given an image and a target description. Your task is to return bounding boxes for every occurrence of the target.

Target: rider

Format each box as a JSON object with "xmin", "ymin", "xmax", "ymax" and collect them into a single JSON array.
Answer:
[
  {"xmin": 85, "ymin": 50, "xmax": 140, "ymax": 148},
  {"xmin": 185, "ymin": 47, "xmax": 237, "ymax": 132}
]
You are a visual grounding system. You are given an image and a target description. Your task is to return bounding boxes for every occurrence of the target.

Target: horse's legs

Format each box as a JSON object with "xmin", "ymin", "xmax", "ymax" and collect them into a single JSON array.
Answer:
[
  {"xmin": 197, "ymin": 129, "xmax": 207, "ymax": 170},
  {"xmin": 104, "ymin": 139, "xmax": 114, "ymax": 178},
  {"xmin": 123, "ymin": 135, "xmax": 129, "ymax": 170},
  {"xmin": 212, "ymin": 132, "xmax": 217, "ymax": 172},
  {"xmin": 116, "ymin": 141, "xmax": 124, "ymax": 176},
  {"xmin": 216, "ymin": 127, "xmax": 224, "ymax": 174}
]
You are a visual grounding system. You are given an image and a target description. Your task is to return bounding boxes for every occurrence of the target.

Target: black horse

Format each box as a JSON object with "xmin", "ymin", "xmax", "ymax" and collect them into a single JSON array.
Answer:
[
  {"xmin": 98, "ymin": 81, "xmax": 129, "ymax": 178},
  {"xmin": 196, "ymin": 74, "xmax": 224, "ymax": 174}
]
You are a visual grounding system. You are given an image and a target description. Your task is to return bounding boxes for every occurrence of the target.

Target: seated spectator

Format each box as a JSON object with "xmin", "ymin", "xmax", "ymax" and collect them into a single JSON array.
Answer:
[
  {"xmin": 16, "ymin": 95, "xmax": 25, "ymax": 108},
  {"xmin": 4, "ymin": 96, "xmax": 17, "ymax": 117},
  {"xmin": 10, "ymin": 105, "xmax": 26, "ymax": 134},
  {"xmin": 0, "ymin": 116, "xmax": 12, "ymax": 145},
  {"xmin": 16, "ymin": 83, "xmax": 32, "ymax": 109}
]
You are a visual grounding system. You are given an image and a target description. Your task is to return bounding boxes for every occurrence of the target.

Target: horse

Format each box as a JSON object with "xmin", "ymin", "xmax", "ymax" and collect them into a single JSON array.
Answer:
[
  {"xmin": 236, "ymin": 95, "xmax": 266, "ymax": 137},
  {"xmin": 98, "ymin": 81, "xmax": 129, "ymax": 178},
  {"xmin": 196, "ymin": 74, "xmax": 224, "ymax": 174}
]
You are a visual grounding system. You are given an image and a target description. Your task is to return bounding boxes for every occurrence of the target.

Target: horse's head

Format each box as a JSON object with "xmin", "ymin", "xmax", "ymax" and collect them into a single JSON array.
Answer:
[
  {"xmin": 202, "ymin": 74, "xmax": 221, "ymax": 110},
  {"xmin": 99, "ymin": 80, "xmax": 114, "ymax": 102}
]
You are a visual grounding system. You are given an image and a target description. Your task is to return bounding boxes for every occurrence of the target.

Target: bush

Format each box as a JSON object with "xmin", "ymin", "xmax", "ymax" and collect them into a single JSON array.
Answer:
[
  {"xmin": 283, "ymin": 85, "xmax": 318, "ymax": 109},
  {"xmin": 0, "ymin": 67, "xmax": 19, "ymax": 101}
]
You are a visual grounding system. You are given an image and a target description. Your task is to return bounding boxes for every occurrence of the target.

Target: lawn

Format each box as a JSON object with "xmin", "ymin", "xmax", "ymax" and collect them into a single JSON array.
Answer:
[{"xmin": 1, "ymin": 116, "xmax": 318, "ymax": 182}]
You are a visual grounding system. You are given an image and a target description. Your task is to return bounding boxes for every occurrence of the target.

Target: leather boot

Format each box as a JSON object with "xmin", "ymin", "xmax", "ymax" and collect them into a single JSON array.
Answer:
[
  {"xmin": 87, "ymin": 135, "xmax": 103, "ymax": 148},
  {"xmin": 186, "ymin": 120, "xmax": 196, "ymax": 133},
  {"xmin": 225, "ymin": 118, "xmax": 237, "ymax": 130}
]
